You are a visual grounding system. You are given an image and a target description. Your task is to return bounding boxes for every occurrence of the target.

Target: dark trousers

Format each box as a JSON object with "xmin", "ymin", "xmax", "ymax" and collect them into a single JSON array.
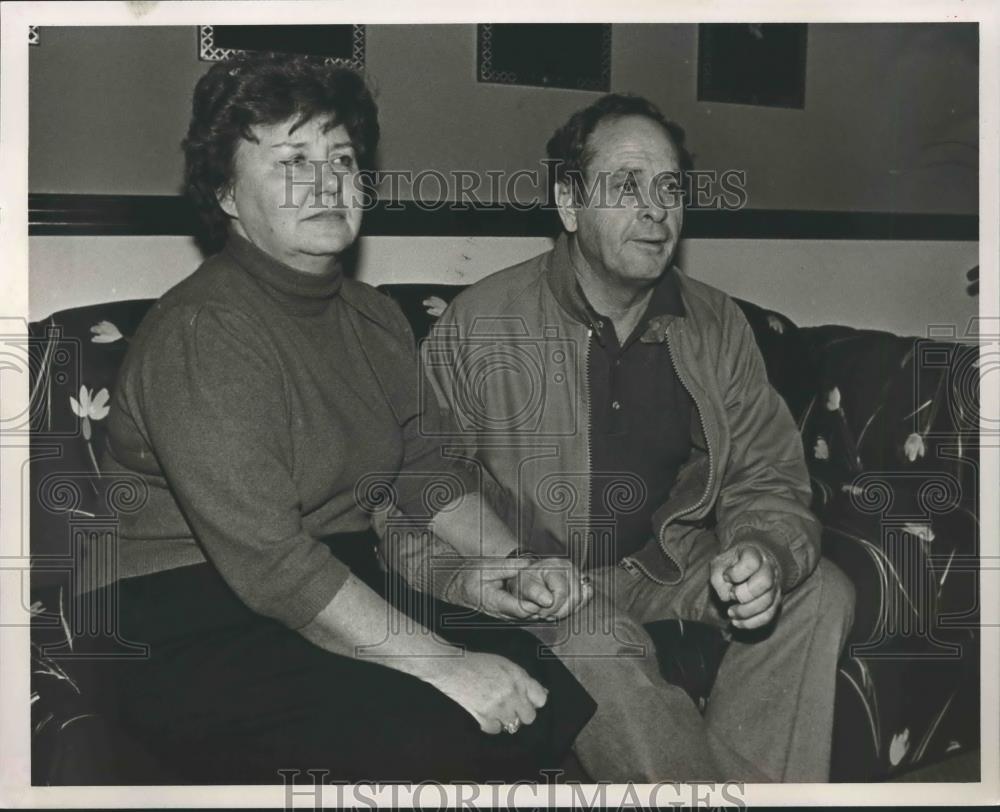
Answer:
[{"xmin": 93, "ymin": 532, "xmax": 595, "ymax": 784}]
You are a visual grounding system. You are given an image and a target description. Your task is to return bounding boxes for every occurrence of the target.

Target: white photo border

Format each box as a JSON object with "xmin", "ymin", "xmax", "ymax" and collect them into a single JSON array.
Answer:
[{"xmin": 1, "ymin": 1, "xmax": 997, "ymax": 808}]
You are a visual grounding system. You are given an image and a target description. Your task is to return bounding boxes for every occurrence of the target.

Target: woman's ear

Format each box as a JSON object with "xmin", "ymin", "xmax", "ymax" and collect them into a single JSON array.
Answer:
[
  {"xmin": 217, "ymin": 184, "xmax": 238, "ymax": 219},
  {"xmin": 554, "ymin": 180, "xmax": 578, "ymax": 233}
]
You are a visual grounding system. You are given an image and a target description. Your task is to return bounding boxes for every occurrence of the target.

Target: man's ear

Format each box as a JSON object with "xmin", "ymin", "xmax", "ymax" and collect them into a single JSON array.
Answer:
[
  {"xmin": 217, "ymin": 184, "xmax": 238, "ymax": 219},
  {"xmin": 554, "ymin": 180, "xmax": 578, "ymax": 234}
]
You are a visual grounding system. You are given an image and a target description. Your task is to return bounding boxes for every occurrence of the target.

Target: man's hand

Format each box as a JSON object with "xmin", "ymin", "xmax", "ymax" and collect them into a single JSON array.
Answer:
[
  {"xmin": 444, "ymin": 557, "xmax": 546, "ymax": 621},
  {"xmin": 508, "ymin": 557, "xmax": 594, "ymax": 621},
  {"xmin": 709, "ymin": 544, "xmax": 782, "ymax": 630}
]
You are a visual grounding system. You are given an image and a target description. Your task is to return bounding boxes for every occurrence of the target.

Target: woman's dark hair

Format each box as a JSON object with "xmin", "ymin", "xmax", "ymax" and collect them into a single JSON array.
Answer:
[
  {"xmin": 183, "ymin": 52, "xmax": 380, "ymax": 252},
  {"xmin": 545, "ymin": 93, "xmax": 692, "ymax": 202}
]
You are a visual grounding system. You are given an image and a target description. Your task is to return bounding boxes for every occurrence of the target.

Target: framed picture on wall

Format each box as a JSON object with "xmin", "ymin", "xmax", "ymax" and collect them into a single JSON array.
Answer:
[
  {"xmin": 477, "ymin": 23, "xmax": 611, "ymax": 92},
  {"xmin": 198, "ymin": 25, "xmax": 365, "ymax": 70},
  {"xmin": 697, "ymin": 23, "xmax": 807, "ymax": 108}
]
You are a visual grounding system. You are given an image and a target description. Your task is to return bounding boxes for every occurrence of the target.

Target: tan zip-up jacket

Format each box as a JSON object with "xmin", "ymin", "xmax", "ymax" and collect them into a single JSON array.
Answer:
[{"xmin": 421, "ymin": 235, "xmax": 821, "ymax": 591}]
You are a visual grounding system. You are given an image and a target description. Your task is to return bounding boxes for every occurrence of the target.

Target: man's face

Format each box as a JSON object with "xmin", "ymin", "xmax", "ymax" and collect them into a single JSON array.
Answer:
[
  {"xmin": 557, "ymin": 115, "xmax": 684, "ymax": 292},
  {"xmin": 219, "ymin": 117, "xmax": 363, "ymax": 274}
]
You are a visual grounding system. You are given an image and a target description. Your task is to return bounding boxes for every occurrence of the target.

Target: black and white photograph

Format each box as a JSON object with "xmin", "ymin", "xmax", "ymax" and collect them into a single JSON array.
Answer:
[{"xmin": 1, "ymin": 1, "xmax": 996, "ymax": 808}]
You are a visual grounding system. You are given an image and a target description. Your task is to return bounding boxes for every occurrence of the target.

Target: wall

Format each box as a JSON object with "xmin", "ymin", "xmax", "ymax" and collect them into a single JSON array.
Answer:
[
  {"xmin": 29, "ymin": 23, "xmax": 977, "ymax": 212},
  {"xmin": 27, "ymin": 24, "xmax": 979, "ymax": 336},
  {"xmin": 29, "ymin": 235, "xmax": 978, "ymax": 339}
]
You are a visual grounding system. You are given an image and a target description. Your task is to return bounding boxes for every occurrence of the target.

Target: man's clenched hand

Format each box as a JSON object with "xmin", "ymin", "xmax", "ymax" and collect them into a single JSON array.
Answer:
[
  {"xmin": 508, "ymin": 557, "xmax": 594, "ymax": 621},
  {"xmin": 710, "ymin": 544, "xmax": 782, "ymax": 630},
  {"xmin": 445, "ymin": 557, "xmax": 545, "ymax": 620}
]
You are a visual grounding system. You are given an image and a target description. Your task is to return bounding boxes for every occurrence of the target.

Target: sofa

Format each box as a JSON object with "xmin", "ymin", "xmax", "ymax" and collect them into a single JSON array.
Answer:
[{"xmin": 27, "ymin": 281, "xmax": 980, "ymax": 784}]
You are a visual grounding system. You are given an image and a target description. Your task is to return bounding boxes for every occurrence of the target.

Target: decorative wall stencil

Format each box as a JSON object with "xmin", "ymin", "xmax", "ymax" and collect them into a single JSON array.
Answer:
[
  {"xmin": 477, "ymin": 23, "xmax": 611, "ymax": 92},
  {"xmin": 698, "ymin": 23, "xmax": 807, "ymax": 109},
  {"xmin": 198, "ymin": 25, "xmax": 365, "ymax": 69}
]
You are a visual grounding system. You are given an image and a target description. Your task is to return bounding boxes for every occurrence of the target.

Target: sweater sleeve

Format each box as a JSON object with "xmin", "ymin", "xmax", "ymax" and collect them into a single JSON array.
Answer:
[
  {"xmin": 377, "ymin": 297, "xmax": 480, "ymax": 518},
  {"xmin": 365, "ymin": 297, "xmax": 483, "ymax": 599},
  {"xmin": 134, "ymin": 304, "xmax": 350, "ymax": 629}
]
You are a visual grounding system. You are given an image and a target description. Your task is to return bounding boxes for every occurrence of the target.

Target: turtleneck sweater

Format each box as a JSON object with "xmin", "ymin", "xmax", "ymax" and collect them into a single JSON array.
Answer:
[{"xmin": 104, "ymin": 234, "xmax": 472, "ymax": 629}]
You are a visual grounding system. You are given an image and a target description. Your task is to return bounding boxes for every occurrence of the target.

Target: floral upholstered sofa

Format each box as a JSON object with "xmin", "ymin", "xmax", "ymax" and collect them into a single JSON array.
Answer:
[{"xmin": 28, "ymin": 284, "xmax": 981, "ymax": 784}]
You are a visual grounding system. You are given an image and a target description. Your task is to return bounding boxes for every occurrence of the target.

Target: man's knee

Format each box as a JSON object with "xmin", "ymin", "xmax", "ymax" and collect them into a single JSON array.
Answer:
[
  {"xmin": 541, "ymin": 610, "xmax": 654, "ymax": 661},
  {"xmin": 792, "ymin": 558, "xmax": 856, "ymax": 633}
]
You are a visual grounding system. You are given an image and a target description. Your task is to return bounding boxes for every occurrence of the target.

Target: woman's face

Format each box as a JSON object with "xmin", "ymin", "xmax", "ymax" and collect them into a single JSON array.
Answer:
[{"xmin": 219, "ymin": 116, "xmax": 363, "ymax": 274}]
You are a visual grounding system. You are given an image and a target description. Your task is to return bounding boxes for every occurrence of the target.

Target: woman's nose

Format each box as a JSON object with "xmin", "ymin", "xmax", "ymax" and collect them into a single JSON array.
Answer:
[{"xmin": 318, "ymin": 164, "xmax": 348, "ymax": 206}]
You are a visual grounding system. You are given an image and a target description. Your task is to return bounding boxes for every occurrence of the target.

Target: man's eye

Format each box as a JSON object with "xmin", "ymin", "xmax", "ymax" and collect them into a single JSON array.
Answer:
[
  {"xmin": 330, "ymin": 154, "xmax": 355, "ymax": 170},
  {"xmin": 280, "ymin": 155, "xmax": 306, "ymax": 166}
]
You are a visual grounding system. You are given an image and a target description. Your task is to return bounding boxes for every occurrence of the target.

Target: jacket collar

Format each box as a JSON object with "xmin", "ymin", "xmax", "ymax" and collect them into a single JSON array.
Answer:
[{"xmin": 544, "ymin": 232, "xmax": 685, "ymax": 345}]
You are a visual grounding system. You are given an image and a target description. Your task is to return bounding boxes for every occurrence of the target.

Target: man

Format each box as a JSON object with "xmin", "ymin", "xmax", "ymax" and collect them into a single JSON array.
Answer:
[{"xmin": 417, "ymin": 94, "xmax": 855, "ymax": 782}]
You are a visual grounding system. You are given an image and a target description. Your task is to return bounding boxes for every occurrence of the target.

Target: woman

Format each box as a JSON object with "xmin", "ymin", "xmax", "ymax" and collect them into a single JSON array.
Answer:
[{"xmin": 100, "ymin": 52, "xmax": 593, "ymax": 783}]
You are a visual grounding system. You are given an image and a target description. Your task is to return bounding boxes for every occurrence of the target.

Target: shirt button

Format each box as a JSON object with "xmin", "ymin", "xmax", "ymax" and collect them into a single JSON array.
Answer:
[{"xmin": 612, "ymin": 400, "xmax": 621, "ymax": 410}]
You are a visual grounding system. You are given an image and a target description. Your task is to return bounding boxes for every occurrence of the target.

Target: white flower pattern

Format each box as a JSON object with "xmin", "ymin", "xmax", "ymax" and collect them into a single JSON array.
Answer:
[
  {"xmin": 813, "ymin": 436, "xmax": 830, "ymax": 460},
  {"xmin": 423, "ymin": 297, "xmax": 448, "ymax": 318},
  {"xmin": 903, "ymin": 432, "xmax": 926, "ymax": 462},
  {"xmin": 889, "ymin": 729, "xmax": 910, "ymax": 766},
  {"xmin": 69, "ymin": 385, "xmax": 110, "ymax": 439},
  {"xmin": 902, "ymin": 522, "xmax": 935, "ymax": 543},
  {"xmin": 826, "ymin": 386, "xmax": 842, "ymax": 411},
  {"xmin": 89, "ymin": 320, "xmax": 124, "ymax": 344},
  {"xmin": 69, "ymin": 385, "xmax": 110, "ymax": 475}
]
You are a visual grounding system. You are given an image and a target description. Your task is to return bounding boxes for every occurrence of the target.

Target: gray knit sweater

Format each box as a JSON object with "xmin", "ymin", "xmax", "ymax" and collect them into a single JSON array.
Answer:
[{"xmin": 104, "ymin": 235, "xmax": 473, "ymax": 629}]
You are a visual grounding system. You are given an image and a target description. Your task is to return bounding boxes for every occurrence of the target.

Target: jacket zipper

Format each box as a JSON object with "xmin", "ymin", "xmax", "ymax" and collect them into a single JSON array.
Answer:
[
  {"xmin": 653, "ymin": 321, "xmax": 716, "ymax": 572},
  {"xmin": 582, "ymin": 327, "xmax": 593, "ymax": 569}
]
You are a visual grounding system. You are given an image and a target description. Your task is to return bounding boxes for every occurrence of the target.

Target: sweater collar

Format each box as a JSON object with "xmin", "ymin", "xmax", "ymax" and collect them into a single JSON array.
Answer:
[
  {"xmin": 544, "ymin": 232, "xmax": 686, "ymax": 344},
  {"xmin": 223, "ymin": 233, "xmax": 344, "ymax": 314}
]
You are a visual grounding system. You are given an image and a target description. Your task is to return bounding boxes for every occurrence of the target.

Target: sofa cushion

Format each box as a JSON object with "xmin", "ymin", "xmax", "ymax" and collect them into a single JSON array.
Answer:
[
  {"xmin": 799, "ymin": 326, "xmax": 979, "ymax": 517},
  {"xmin": 377, "ymin": 283, "xmax": 465, "ymax": 343},
  {"xmin": 819, "ymin": 471, "xmax": 979, "ymax": 780},
  {"xmin": 731, "ymin": 297, "xmax": 820, "ymax": 424},
  {"xmin": 29, "ymin": 300, "xmax": 156, "ymax": 591}
]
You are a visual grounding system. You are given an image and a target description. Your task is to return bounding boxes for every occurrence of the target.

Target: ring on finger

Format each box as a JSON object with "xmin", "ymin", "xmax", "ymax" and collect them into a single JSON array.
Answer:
[{"xmin": 503, "ymin": 719, "xmax": 521, "ymax": 735}]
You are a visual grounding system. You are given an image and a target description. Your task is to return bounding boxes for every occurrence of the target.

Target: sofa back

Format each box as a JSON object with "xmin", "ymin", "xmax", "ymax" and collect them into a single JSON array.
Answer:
[{"xmin": 28, "ymin": 285, "xmax": 978, "ymax": 589}]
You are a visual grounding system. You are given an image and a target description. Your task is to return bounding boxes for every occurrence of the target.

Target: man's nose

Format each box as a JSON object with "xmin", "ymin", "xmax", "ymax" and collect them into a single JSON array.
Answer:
[{"xmin": 640, "ymin": 197, "xmax": 669, "ymax": 223}]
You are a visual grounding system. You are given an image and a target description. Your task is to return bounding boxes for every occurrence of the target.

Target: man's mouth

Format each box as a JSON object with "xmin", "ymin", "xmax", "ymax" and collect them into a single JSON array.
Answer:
[
  {"xmin": 631, "ymin": 236, "xmax": 670, "ymax": 249},
  {"xmin": 302, "ymin": 208, "xmax": 347, "ymax": 222}
]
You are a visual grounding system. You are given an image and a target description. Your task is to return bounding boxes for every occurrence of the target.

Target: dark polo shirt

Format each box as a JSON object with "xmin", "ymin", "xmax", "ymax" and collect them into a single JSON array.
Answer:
[{"xmin": 546, "ymin": 236, "xmax": 693, "ymax": 567}]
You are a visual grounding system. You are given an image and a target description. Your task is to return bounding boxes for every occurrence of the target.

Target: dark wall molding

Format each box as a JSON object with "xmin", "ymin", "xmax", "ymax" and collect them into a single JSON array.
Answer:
[{"xmin": 28, "ymin": 194, "xmax": 979, "ymax": 241}]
